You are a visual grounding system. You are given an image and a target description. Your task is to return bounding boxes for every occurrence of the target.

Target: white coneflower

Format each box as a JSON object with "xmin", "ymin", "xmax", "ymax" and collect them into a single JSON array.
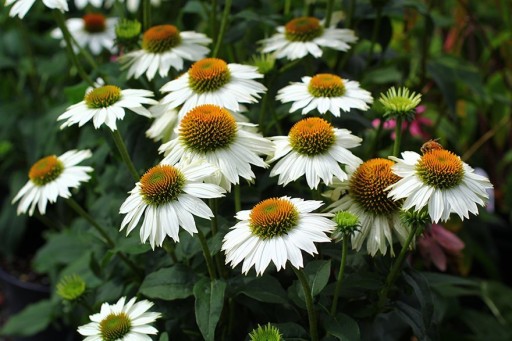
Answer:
[
  {"xmin": 58, "ymin": 84, "xmax": 157, "ymax": 131},
  {"xmin": 77, "ymin": 296, "xmax": 161, "ymax": 341},
  {"xmin": 12, "ymin": 150, "xmax": 93, "ymax": 216},
  {"xmin": 277, "ymin": 73, "xmax": 373, "ymax": 116},
  {"xmin": 119, "ymin": 160, "xmax": 225, "ymax": 249},
  {"xmin": 269, "ymin": 117, "xmax": 362, "ymax": 189},
  {"xmin": 51, "ymin": 13, "xmax": 118, "ymax": 55},
  {"xmin": 119, "ymin": 24, "xmax": 211, "ymax": 81},
  {"xmin": 157, "ymin": 58, "xmax": 266, "ymax": 117},
  {"xmin": 387, "ymin": 142, "xmax": 493, "ymax": 223},
  {"xmin": 159, "ymin": 104, "xmax": 273, "ymax": 192},
  {"xmin": 222, "ymin": 196, "xmax": 335, "ymax": 275},
  {"xmin": 328, "ymin": 158, "xmax": 409, "ymax": 256},
  {"xmin": 260, "ymin": 16, "xmax": 357, "ymax": 60}
]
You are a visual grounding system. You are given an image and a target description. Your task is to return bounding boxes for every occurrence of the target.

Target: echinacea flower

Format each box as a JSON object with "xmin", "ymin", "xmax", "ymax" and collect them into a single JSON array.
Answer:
[
  {"xmin": 78, "ymin": 296, "xmax": 161, "ymax": 341},
  {"xmin": 222, "ymin": 196, "xmax": 335, "ymax": 275},
  {"xmin": 58, "ymin": 84, "xmax": 157, "ymax": 131},
  {"xmin": 157, "ymin": 58, "xmax": 266, "ymax": 117},
  {"xmin": 159, "ymin": 104, "xmax": 273, "ymax": 191},
  {"xmin": 269, "ymin": 117, "xmax": 362, "ymax": 189},
  {"xmin": 119, "ymin": 24, "xmax": 211, "ymax": 81},
  {"xmin": 51, "ymin": 13, "xmax": 118, "ymax": 55},
  {"xmin": 146, "ymin": 103, "xmax": 250, "ymax": 143},
  {"xmin": 260, "ymin": 16, "xmax": 357, "ymax": 60},
  {"xmin": 12, "ymin": 150, "xmax": 93, "ymax": 216},
  {"xmin": 328, "ymin": 158, "xmax": 410, "ymax": 256},
  {"xmin": 277, "ymin": 73, "xmax": 373, "ymax": 116},
  {"xmin": 5, "ymin": 0, "xmax": 67, "ymax": 19},
  {"xmin": 249, "ymin": 323, "xmax": 283, "ymax": 341},
  {"xmin": 417, "ymin": 224, "xmax": 465, "ymax": 272},
  {"xmin": 379, "ymin": 86, "xmax": 422, "ymax": 119},
  {"xmin": 387, "ymin": 144, "xmax": 493, "ymax": 223},
  {"xmin": 119, "ymin": 160, "xmax": 225, "ymax": 249}
]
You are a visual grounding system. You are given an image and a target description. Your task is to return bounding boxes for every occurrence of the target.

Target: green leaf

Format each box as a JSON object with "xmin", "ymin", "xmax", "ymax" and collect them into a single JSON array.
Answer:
[
  {"xmin": 0, "ymin": 300, "xmax": 54, "ymax": 337},
  {"xmin": 33, "ymin": 229, "xmax": 91, "ymax": 273},
  {"xmin": 112, "ymin": 232, "xmax": 151, "ymax": 255},
  {"xmin": 403, "ymin": 271, "xmax": 434, "ymax": 327},
  {"xmin": 423, "ymin": 272, "xmax": 480, "ymax": 297},
  {"xmin": 240, "ymin": 275, "xmax": 288, "ymax": 304},
  {"xmin": 273, "ymin": 322, "xmax": 308, "ymax": 340},
  {"xmin": 361, "ymin": 66, "xmax": 403, "ymax": 84},
  {"xmin": 193, "ymin": 278, "xmax": 226, "ymax": 341},
  {"xmin": 324, "ymin": 313, "xmax": 361, "ymax": 341},
  {"xmin": 96, "ymin": 279, "xmax": 126, "ymax": 304},
  {"xmin": 206, "ymin": 230, "xmax": 224, "ymax": 256},
  {"xmin": 63, "ymin": 82, "xmax": 88, "ymax": 104},
  {"xmin": 139, "ymin": 265, "xmax": 196, "ymax": 300},
  {"xmin": 159, "ymin": 332, "xmax": 169, "ymax": 341},
  {"xmin": 480, "ymin": 280, "xmax": 512, "ymax": 324},
  {"xmin": 395, "ymin": 302, "xmax": 429, "ymax": 340},
  {"xmin": 305, "ymin": 260, "xmax": 331, "ymax": 297}
]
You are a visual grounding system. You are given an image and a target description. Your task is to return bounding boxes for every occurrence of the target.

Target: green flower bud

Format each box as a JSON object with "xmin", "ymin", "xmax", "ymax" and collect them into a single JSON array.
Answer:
[
  {"xmin": 331, "ymin": 211, "xmax": 360, "ymax": 242},
  {"xmin": 400, "ymin": 209, "xmax": 429, "ymax": 229},
  {"xmin": 115, "ymin": 19, "xmax": 141, "ymax": 49},
  {"xmin": 249, "ymin": 54, "xmax": 276, "ymax": 75},
  {"xmin": 379, "ymin": 86, "xmax": 422, "ymax": 120},
  {"xmin": 249, "ymin": 323, "xmax": 283, "ymax": 341},
  {"xmin": 56, "ymin": 274, "xmax": 86, "ymax": 301}
]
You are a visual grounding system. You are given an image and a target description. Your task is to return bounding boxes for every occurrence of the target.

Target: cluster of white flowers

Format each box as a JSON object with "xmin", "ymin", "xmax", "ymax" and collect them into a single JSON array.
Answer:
[{"xmin": 8, "ymin": 5, "xmax": 494, "ymax": 338}]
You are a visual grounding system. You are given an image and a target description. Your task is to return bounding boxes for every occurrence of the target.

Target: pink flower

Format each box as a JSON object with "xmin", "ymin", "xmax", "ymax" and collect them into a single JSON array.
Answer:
[
  {"xmin": 372, "ymin": 105, "xmax": 432, "ymax": 140},
  {"xmin": 417, "ymin": 224, "xmax": 465, "ymax": 272}
]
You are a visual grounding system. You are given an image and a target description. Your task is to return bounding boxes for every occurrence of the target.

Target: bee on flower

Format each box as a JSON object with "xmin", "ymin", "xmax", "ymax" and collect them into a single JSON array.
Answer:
[{"xmin": 387, "ymin": 141, "xmax": 493, "ymax": 223}]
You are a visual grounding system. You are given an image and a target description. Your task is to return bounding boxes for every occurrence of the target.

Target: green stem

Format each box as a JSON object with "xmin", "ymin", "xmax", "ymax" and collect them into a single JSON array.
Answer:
[
  {"xmin": 212, "ymin": 0, "xmax": 232, "ymax": 58},
  {"xmin": 377, "ymin": 224, "xmax": 419, "ymax": 311},
  {"xmin": 324, "ymin": 0, "xmax": 335, "ymax": 27},
  {"xmin": 330, "ymin": 237, "xmax": 348, "ymax": 315},
  {"xmin": 78, "ymin": 299, "xmax": 95, "ymax": 314},
  {"xmin": 65, "ymin": 198, "xmax": 142, "ymax": 279},
  {"xmin": 392, "ymin": 116, "xmax": 403, "ymax": 157},
  {"xmin": 197, "ymin": 229, "xmax": 217, "ymax": 280},
  {"xmin": 111, "ymin": 130, "xmax": 140, "ymax": 182},
  {"xmin": 368, "ymin": 7, "xmax": 383, "ymax": 63},
  {"xmin": 293, "ymin": 267, "xmax": 318, "ymax": 341},
  {"xmin": 53, "ymin": 11, "xmax": 94, "ymax": 86},
  {"xmin": 209, "ymin": 199, "xmax": 219, "ymax": 235},
  {"xmin": 233, "ymin": 185, "xmax": 241, "ymax": 213},
  {"xmin": 142, "ymin": 0, "xmax": 151, "ymax": 31},
  {"xmin": 284, "ymin": 0, "xmax": 291, "ymax": 16},
  {"xmin": 210, "ymin": 0, "xmax": 218, "ymax": 40},
  {"xmin": 163, "ymin": 240, "xmax": 178, "ymax": 263},
  {"xmin": 346, "ymin": 0, "xmax": 357, "ymax": 29}
]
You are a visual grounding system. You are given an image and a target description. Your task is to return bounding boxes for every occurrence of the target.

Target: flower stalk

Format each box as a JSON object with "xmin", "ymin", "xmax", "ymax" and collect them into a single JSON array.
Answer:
[
  {"xmin": 392, "ymin": 116, "xmax": 403, "ymax": 157},
  {"xmin": 293, "ymin": 267, "xmax": 318, "ymax": 341},
  {"xmin": 212, "ymin": 0, "xmax": 232, "ymax": 58},
  {"xmin": 197, "ymin": 229, "xmax": 217, "ymax": 280},
  {"xmin": 111, "ymin": 129, "xmax": 140, "ymax": 182},
  {"xmin": 65, "ymin": 198, "xmax": 143, "ymax": 279},
  {"xmin": 324, "ymin": 0, "xmax": 335, "ymax": 27},
  {"xmin": 377, "ymin": 223, "xmax": 420, "ymax": 311},
  {"xmin": 330, "ymin": 237, "xmax": 348, "ymax": 315},
  {"xmin": 53, "ymin": 10, "xmax": 94, "ymax": 86}
]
